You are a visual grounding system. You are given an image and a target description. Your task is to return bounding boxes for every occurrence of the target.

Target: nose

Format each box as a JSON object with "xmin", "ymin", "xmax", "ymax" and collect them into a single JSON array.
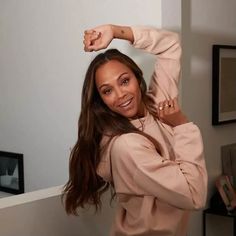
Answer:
[{"xmin": 115, "ymin": 87, "xmax": 125, "ymax": 99}]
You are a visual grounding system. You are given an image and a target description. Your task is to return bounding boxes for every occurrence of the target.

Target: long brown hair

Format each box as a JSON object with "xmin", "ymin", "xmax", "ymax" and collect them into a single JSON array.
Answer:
[{"xmin": 62, "ymin": 49, "xmax": 159, "ymax": 215}]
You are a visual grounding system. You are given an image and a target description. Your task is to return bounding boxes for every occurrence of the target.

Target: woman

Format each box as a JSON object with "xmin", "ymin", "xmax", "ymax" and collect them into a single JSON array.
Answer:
[{"xmin": 63, "ymin": 24, "xmax": 208, "ymax": 236}]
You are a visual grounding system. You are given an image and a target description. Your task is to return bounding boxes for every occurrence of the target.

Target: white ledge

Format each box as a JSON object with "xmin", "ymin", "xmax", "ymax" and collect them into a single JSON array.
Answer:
[{"xmin": 0, "ymin": 185, "xmax": 63, "ymax": 209}]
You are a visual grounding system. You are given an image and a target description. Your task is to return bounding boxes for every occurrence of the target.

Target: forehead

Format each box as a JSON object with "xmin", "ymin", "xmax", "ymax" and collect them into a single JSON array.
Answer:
[{"xmin": 95, "ymin": 60, "xmax": 133, "ymax": 85}]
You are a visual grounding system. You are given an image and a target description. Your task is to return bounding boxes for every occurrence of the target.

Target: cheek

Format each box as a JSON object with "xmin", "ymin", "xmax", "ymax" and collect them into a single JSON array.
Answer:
[
  {"xmin": 100, "ymin": 94, "xmax": 115, "ymax": 109},
  {"xmin": 133, "ymin": 83, "xmax": 142, "ymax": 100},
  {"xmin": 136, "ymin": 90, "xmax": 142, "ymax": 106}
]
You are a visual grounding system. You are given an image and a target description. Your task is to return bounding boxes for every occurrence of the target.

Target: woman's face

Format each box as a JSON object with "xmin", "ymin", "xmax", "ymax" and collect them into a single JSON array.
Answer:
[{"xmin": 95, "ymin": 60, "xmax": 145, "ymax": 118}]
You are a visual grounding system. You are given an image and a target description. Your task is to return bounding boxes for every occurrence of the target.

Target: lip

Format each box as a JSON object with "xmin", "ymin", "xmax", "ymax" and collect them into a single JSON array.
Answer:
[{"xmin": 118, "ymin": 98, "xmax": 133, "ymax": 108}]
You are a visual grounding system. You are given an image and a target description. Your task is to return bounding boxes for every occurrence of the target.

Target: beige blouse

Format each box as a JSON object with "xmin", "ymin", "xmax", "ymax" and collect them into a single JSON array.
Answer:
[{"xmin": 97, "ymin": 26, "xmax": 208, "ymax": 236}]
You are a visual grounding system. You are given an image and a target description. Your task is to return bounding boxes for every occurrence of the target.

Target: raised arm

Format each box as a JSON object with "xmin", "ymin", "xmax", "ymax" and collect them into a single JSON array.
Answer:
[{"xmin": 131, "ymin": 26, "xmax": 182, "ymax": 105}]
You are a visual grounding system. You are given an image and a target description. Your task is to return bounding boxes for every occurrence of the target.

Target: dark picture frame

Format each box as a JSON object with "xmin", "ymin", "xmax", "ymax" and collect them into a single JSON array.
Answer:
[
  {"xmin": 216, "ymin": 175, "xmax": 236, "ymax": 212},
  {"xmin": 212, "ymin": 45, "xmax": 236, "ymax": 125},
  {"xmin": 0, "ymin": 151, "xmax": 24, "ymax": 194}
]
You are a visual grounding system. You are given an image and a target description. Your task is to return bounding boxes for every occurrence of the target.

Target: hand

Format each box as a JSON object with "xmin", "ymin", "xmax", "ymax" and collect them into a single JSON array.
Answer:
[
  {"xmin": 157, "ymin": 98, "xmax": 189, "ymax": 127},
  {"xmin": 83, "ymin": 24, "xmax": 114, "ymax": 52}
]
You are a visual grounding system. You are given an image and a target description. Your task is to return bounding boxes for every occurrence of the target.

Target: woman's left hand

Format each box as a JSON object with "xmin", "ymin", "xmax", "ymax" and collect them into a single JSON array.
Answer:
[
  {"xmin": 157, "ymin": 98, "xmax": 189, "ymax": 127},
  {"xmin": 83, "ymin": 24, "xmax": 114, "ymax": 52}
]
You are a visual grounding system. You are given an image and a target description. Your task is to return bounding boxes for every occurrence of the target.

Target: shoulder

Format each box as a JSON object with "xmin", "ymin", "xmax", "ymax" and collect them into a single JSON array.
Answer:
[
  {"xmin": 110, "ymin": 133, "xmax": 162, "ymax": 174},
  {"xmin": 111, "ymin": 133, "xmax": 156, "ymax": 155}
]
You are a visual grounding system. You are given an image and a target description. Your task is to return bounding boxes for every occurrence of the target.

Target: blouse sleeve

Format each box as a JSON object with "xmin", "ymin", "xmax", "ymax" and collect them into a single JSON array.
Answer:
[
  {"xmin": 131, "ymin": 26, "xmax": 181, "ymax": 106},
  {"xmin": 110, "ymin": 123, "xmax": 208, "ymax": 210}
]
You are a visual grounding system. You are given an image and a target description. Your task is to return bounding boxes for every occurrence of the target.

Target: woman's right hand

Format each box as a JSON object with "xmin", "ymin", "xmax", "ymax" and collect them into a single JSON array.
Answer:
[
  {"xmin": 157, "ymin": 98, "xmax": 189, "ymax": 127},
  {"xmin": 83, "ymin": 24, "xmax": 114, "ymax": 52}
]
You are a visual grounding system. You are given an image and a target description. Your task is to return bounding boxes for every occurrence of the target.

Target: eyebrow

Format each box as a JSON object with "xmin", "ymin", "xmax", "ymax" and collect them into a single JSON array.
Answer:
[{"xmin": 98, "ymin": 72, "xmax": 129, "ymax": 90}]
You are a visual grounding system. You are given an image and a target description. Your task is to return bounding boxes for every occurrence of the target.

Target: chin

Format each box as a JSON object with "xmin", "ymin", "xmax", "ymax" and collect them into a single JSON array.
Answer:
[{"xmin": 121, "ymin": 110, "xmax": 139, "ymax": 119}]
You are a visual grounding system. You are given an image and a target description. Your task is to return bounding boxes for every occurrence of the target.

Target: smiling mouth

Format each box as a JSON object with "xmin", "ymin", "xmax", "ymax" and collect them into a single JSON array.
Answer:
[{"xmin": 119, "ymin": 98, "xmax": 133, "ymax": 108}]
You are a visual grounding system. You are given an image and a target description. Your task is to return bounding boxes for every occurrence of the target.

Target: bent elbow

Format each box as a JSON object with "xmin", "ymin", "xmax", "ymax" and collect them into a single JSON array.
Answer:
[
  {"xmin": 168, "ymin": 33, "xmax": 182, "ymax": 59},
  {"xmin": 193, "ymin": 201, "xmax": 206, "ymax": 210},
  {"xmin": 192, "ymin": 192, "xmax": 207, "ymax": 210}
]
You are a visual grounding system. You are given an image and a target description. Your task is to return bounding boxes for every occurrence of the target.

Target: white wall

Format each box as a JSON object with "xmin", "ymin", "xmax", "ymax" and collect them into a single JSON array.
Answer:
[
  {"xmin": 182, "ymin": 1, "xmax": 236, "ymax": 236},
  {"xmin": 0, "ymin": 186, "xmax": 115, "ymax": 236},
  {"xmin": 0, "ymin": 0, "xmax": 161, "ymax": 192},
  {"xmin": 161, "ymin": 0, "xmax": 181, "ymax": 32}
]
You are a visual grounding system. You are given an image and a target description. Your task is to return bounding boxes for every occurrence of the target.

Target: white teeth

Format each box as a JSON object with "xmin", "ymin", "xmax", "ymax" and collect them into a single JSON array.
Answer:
[{"xmin": 120, "ymin": 99, "xmax": 132, "ymax": 107}]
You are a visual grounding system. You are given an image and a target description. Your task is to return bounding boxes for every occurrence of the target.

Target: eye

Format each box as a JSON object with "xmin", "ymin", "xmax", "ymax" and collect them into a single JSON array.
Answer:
[
  {"xmin": 121, "ymin": 78, "xmax": 129, "ymax": 85},
  {"xmin": 102, "ymin": 88, "xmax": 112, "ymax": 95}
]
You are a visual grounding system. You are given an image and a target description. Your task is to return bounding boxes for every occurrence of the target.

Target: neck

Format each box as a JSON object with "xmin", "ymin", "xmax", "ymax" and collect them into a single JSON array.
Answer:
[{"xmin": 130, "ymin": 103, "xmax": 147, "ymax": 120}]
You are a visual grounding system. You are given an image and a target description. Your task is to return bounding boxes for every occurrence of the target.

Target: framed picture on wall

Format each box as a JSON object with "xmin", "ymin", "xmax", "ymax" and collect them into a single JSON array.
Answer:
[
  {"xmin": 221, "ymin": 143, "xmax": 236, "ymax": 187},
  {"xmin": 0, "ymin": 151, "xmax": 24, "ymax": 194},
  {"xmin": 212, "ymin": 45, "xmax": 236, "ymax": 125},
  {"xmin": 216, "ymin": 175, "xmax": 236, "ymax": 212}
]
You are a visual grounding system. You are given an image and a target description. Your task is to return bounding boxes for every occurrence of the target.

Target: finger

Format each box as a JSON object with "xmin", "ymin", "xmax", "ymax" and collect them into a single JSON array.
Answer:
[
  {"xmin": 167, "ymin": 99, "xmax": 174, "ymax": 110},
  {"xmin": 157, "ymin": 101, "xmax": 164, "ymax": 112},
  {"xmin": 163, "ymin": 100, "xmax": 170, "ymax": 110},
  {"xmin": 84, "ymin": 29, "xmax": 96, "ymax": 34},
  {"xmin": 85, "ymin": 43, "xmax": 105, "ymax": 52},
  {"xmin": 84, "ymin": 34, "xmax": 102, "ymax": 52},
  {"xmin": 84, "ymin": 29, "xmax": 99, "ymax": 39},
  {"xmin": 84, "ymin": 33, "xmax": 99, "ymax": 45},
  {"xmin": 83, "ymin": 35, "xmax": 100, "ymax": 51},
  {"xmin": 83, "ymin": 40, "xmax": 94, "ymax": 52},
  {"xmin": 83, "ymin": 39, "xmax": 91, "ymax": 47},
  {"xmin": 83, "ymin": 41, "xmax": 92, "ymax": 52},
  {"xmin": 157, "ymin": 101, "xmax": 165, "ymax": 118},
  {"xmin": 84, "ymin": 46, "xmax": 93, "ymax": 52},
  {"xmin": 163, "ymin": 100, "xmax": 174, "ymax": 116},
  {"xmin": 147, "ymin": 103, "xmax": 159, "ymax": 117},
  {"xmin": 173, "ymin": 97, "xmax": 179, "ymax": 111},
  {"xmin": 84, "ymin": 44, "xmax": 96, "ymax": 52}
]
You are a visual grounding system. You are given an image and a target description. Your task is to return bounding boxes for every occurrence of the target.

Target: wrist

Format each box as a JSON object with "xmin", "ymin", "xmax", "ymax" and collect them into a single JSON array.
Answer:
[
  {"xmin": 111, "ymin": 25, "xmax": 134, "ymax": 43},
  {"xmin": 110, "ymin": 24, "xmax": 116, "ymax": 39},
  {"xmin": 174, "ymin": 116, "xmax": 189, "ymax": 127}
]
